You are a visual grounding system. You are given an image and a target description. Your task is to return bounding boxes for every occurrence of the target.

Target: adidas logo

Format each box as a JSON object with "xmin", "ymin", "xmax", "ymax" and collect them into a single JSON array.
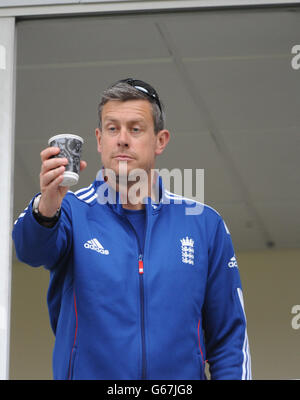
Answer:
[
  {"xmin": 228, "ymin": 256, "xmax": 238, "ymax": 268},
  {"xmin": 84, "ymin": 238, "xmax": 109, "ymax": 255}
]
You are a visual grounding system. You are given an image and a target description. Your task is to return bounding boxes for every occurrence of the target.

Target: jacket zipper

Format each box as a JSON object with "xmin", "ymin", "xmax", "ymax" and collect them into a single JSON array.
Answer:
[
  {"xmin": 138, "ymin": 254, "xmax": 147, "ymax": 380},
  {"xmin": 139, "ymin": 254, "xmax": 144, "ymax": 274},
  {"xmin": 122, "ymin": 215, "xmax": 148, "ymax": 380}
]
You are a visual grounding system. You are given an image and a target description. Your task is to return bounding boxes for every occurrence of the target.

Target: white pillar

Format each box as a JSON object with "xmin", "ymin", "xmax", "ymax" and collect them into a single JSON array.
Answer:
[{"xmin": 0, "ymin": 17, "xmax": 16, "ymax": 380}]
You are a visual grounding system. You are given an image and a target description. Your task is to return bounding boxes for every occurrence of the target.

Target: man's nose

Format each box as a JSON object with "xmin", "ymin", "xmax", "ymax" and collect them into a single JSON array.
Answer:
[{"xmin": 117, "ymin": 127, "xmax": 130, "ymax": 147}]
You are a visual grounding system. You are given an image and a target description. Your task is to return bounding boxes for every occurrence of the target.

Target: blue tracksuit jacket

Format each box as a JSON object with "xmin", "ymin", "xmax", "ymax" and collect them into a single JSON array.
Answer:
[{"xmin": 12, "ymin": 172, "xmax": 251, "ymax": 380}]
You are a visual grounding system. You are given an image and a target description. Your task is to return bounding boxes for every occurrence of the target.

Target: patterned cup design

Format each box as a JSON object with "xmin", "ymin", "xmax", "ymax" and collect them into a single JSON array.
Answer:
[{"xmin": 49, "ymin": 136, "xmax": 83, "ymax": 175}]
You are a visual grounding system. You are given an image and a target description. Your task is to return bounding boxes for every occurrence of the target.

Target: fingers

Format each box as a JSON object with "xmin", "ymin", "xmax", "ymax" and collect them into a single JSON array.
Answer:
[
  {"xmin": 40, "ymin": 147, "xmax": 67, "ymax": 188},
  {"xmin": 40, "ymin": 146, "xmax": 60, "ymax": 162},
  {"xmin": 40, "ymin": 146, "xmax": 86, "ymax": 190},
  {"xmin": 38, "ymin": 146, "xmax": 76, "ymax": 217},
  {"xmin": 41, "ymin": 155, "xmax": 68, "ymax": 175},
  {"xmin": 40, "ymin": 165, "xmax": 65, "ymax": 188}
]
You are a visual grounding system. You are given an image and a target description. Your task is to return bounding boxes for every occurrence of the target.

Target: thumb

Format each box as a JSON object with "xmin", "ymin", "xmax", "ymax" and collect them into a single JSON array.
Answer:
[{"xmin": 80, "ymin": 160, "xmax": 87, "ymax": 171}]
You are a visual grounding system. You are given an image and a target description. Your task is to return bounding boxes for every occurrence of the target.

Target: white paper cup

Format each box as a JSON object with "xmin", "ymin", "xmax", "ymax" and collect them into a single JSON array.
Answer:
[{"xmin": 48, "ymin": 134, "xmax": 84, "ymax": 187}]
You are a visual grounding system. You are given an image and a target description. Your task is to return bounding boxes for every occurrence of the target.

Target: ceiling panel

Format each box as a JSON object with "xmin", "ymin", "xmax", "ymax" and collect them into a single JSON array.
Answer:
[
  {"xmin": 17, "ymin": 16, "xmax": 169, "ymax": 66},
  {"xmin": 155, "ymin": 130, "xmax": 245, "ymax": 204},
  {"xmin": 219, "ymin": 127, "xmax": 300, "ymax": 202},
  {"xmin": 184, "ymin": 58, "xmax": 300, "ymax": 131},
  {"xmin": 15, "ymin": 61, "xmax": 210, "ymax": 145},
  {"xmin": 161, "ymin": 9, "xmax": 300, "ymax": 58},
  {"xmin": 210, "ymin": 201, "xmax": 267, "ymax": 251}
]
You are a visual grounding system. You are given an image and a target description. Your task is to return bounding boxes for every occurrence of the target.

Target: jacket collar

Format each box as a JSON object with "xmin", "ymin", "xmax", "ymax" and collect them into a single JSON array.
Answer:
[{"xmin": 94, "ymin": 168, "xmax": 164, "ymax": 216}]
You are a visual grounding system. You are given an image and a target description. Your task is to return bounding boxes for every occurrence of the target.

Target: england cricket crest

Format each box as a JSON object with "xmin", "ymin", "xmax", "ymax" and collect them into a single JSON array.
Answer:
[{"xmin": 180, "ymin": 236, "xmax": 194, "ymax": 265}]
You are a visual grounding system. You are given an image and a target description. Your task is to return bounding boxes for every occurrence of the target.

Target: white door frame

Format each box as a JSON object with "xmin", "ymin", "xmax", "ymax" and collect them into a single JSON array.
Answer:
[
  {"xmin": 0, "ymin": 0, "xmax": 299, "ymax": 17},
  {"xmin": 0, "ymin": 16, "xmax": 16, "ymax": 381}
]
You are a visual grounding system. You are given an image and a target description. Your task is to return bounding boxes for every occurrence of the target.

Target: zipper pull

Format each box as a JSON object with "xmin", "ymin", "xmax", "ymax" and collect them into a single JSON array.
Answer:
[{"xmin": 139, "ymin": 254, "xmax": 144, "ymax": 274}]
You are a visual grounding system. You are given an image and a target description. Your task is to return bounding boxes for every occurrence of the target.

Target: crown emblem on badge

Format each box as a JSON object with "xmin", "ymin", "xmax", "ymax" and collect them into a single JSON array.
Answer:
[
  {"xmin": 180, "ymin": 237, "xmax": 194, "ymax": 247},
  {"xmin": 180, "ymin": 236, "xmax": 194, "ymax": 265}
]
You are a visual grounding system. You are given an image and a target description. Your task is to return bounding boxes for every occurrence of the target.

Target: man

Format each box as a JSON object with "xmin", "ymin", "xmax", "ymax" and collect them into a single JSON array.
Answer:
[{"xmin": 12, "ymin": 78, "xmax": 251, "ymax": 380}]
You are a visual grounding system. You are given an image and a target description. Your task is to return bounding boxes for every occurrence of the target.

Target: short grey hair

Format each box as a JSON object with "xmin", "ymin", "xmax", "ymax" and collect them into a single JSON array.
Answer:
[{"xmin": 98, "ymin": 81, "xmax": 165, "ymax": 134}]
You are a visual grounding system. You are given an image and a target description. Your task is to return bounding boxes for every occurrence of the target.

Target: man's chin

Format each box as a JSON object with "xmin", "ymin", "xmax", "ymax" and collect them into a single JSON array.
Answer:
[
  {"xmin": 104, "ymin": 162, "xmax": 149, "ymax": 183},
  {"xmin": 103, "ymin": 165, "xmax": 129, "ymax": 183}
]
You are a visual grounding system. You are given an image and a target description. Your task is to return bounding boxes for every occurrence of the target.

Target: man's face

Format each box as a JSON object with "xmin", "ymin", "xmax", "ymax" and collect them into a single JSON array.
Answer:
[{"xmin": 95, "ymin": 99, "xmax": 169, "ymax": 179}]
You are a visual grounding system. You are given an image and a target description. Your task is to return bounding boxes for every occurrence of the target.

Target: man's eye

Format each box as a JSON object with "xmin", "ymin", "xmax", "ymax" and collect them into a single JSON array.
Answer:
[{"xmin": 132, "ymin": 127, "xmax": 141, "ymax": 133}]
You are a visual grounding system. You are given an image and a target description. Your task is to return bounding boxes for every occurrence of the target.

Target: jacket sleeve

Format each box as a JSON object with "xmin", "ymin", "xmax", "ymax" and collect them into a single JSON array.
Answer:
[
  {"xmin": 202, "ymin": 215, "xmax": 251, "ymax": 380},
  {"xmin": 12, "ymin": 193, "xmax": 73, "ymax": 270}
]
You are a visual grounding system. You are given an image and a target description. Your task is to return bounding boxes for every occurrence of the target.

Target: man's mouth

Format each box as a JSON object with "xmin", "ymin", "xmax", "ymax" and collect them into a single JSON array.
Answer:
[{"xmin": 113, "ymin": 154, "xmax": 135, "ymax": 161}]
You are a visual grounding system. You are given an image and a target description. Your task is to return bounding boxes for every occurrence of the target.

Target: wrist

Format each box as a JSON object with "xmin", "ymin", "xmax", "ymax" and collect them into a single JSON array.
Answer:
[
  {"xmin": 32, "ymin": 194, "xmax": 61, "ymax": 227},
  {"xmin": 38, "ymin": 203, "xmax": 59, "ymax": 218}
]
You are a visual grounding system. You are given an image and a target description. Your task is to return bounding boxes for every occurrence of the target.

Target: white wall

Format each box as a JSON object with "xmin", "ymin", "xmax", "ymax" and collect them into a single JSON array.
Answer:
[{"xmin": 237, "ymin": 248, "xmax": 300, "ymax": 380}]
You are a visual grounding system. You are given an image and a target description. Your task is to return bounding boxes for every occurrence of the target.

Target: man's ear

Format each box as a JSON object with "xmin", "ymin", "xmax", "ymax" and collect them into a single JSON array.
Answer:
[
  {"xmin": 155, "ymin": 129, "xmax": 170, "ymax": 156},
  {"xmin": 95, "ymin": 128, "xmax": 102, "ymax": 154}
]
